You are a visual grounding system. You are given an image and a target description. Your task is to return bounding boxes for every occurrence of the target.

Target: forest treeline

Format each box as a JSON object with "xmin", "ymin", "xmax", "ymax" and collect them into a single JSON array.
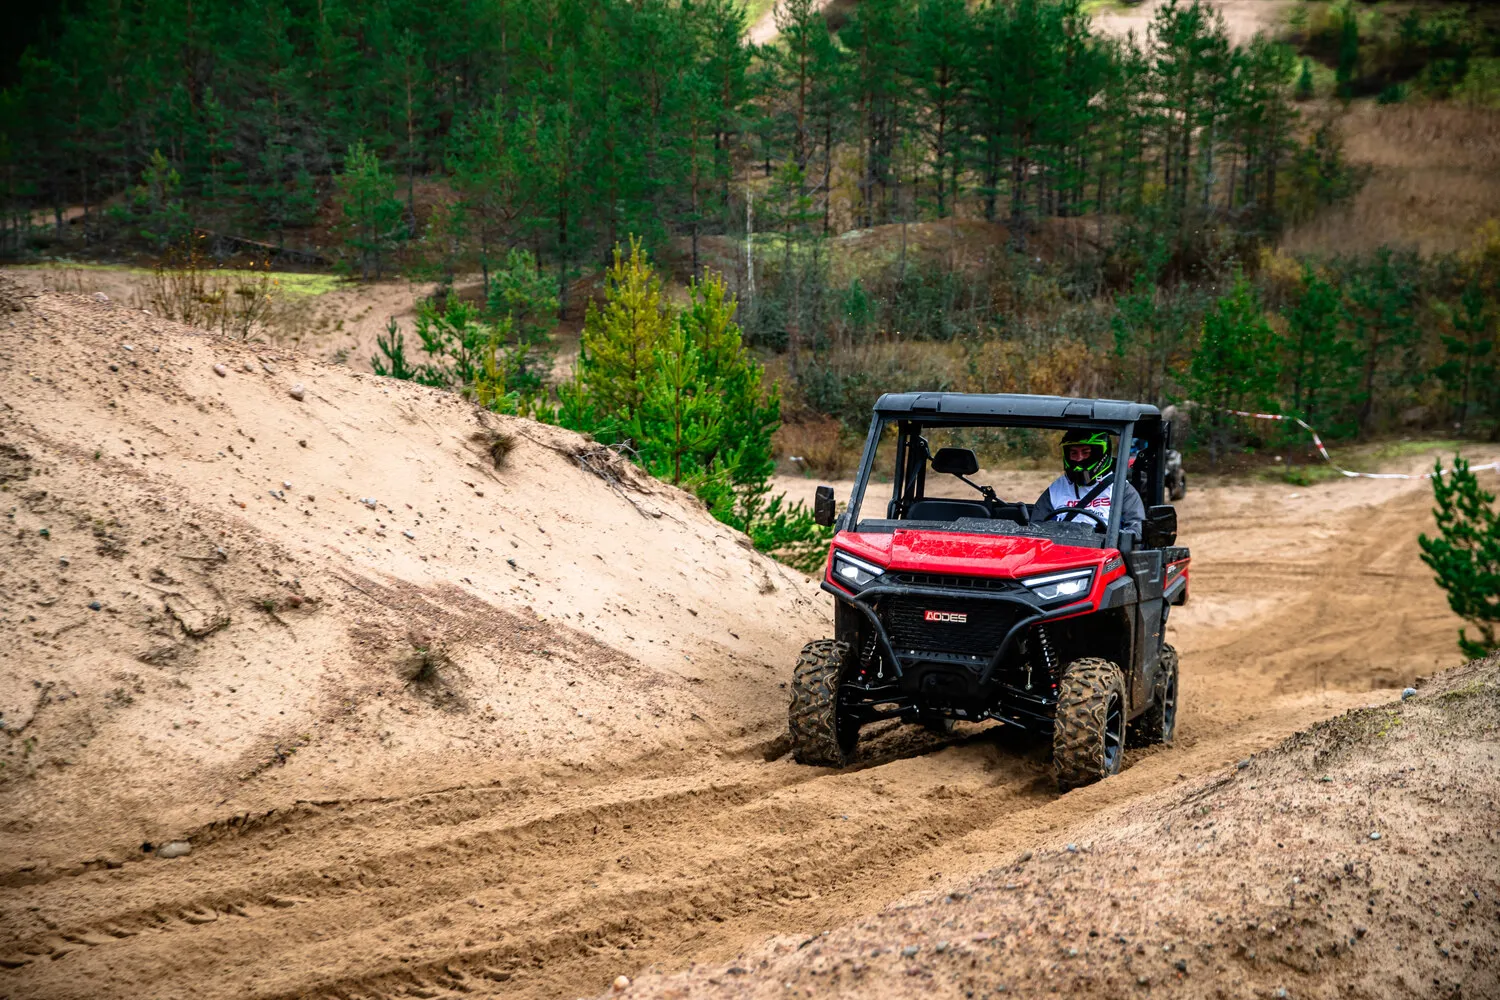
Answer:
[
  {"xmin": 4, "ymin": 0, "xmax": 1347, "ymax": 282},
  {"xmin": 2, "ymin": 0, "xmax": 1498, "ymax": 456}
]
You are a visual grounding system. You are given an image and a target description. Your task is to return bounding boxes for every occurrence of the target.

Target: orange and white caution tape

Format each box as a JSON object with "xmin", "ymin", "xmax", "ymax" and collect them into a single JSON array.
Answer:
[{"xmin": 1224, "ymin": 409, "xmax": 1500, "ymax": 480}]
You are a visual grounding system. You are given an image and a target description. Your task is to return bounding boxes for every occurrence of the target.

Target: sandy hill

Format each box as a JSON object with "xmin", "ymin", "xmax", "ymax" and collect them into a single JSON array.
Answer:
[
  {"xmin": 3, "ymin": 273, "xmax": 1496, "ymax": 1000},
  {"xmin": 0, "ymin": 275, "xmax": 825, "ymax": 870},
  {"xmin": 621, "ymin": 655, "xmax": 1500, "ymax": 1000}
]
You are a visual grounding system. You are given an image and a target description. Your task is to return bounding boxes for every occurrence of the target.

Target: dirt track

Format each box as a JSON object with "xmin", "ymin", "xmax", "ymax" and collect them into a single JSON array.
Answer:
[{"xmin": 0, "ymin": 277, "xmax": 1494, "ymax": 1000}]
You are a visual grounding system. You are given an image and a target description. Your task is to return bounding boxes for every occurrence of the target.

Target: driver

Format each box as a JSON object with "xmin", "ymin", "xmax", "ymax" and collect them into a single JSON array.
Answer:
[{"xmin": 1032, "ymin": 429, "xmax": 1145, "ymax": 535}]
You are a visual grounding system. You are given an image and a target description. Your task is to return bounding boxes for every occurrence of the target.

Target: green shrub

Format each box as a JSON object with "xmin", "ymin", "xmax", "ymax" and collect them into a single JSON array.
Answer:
[
  {"xmin": 559, "ymin": 240, "xmax": 829, "ymax": 569},
  {"xmin": 1419, "ymin": 457, "xmax": 1500, "ymax": 659}
]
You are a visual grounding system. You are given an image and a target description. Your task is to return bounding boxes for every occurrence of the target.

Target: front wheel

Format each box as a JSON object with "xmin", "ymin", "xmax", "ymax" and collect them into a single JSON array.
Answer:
[
  {"xmin": 1052, "ymin": 657, "xmax": 1127, "ymax": 791},
  {"xmin": 788, "ymin": 640, "xmax": 860, "ymax": 767}
]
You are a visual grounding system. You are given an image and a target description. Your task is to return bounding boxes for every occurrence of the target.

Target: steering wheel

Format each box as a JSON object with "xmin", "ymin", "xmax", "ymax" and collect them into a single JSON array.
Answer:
[{"xmin": 1049, "ymin": 507, "xmax": 1108, "ymax": 532}]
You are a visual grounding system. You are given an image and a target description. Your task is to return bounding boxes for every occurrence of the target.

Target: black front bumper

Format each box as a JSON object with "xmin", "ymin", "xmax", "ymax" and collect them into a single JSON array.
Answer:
[{"xmin": 822, "ymin": 579, "xmax": 1089, "ymax": 730}]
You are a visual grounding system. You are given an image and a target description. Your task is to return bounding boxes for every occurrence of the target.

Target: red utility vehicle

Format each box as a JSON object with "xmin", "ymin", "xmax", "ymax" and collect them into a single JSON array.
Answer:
[{"xmin": 790, "ymin": 393, "xmax": 1190, "ymax": 790}]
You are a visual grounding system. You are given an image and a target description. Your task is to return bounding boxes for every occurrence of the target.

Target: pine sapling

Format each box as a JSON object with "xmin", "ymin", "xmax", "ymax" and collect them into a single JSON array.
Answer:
[{"xmin": 1419, "ymin": 457, "xmax": 1500, "ymax": 658}]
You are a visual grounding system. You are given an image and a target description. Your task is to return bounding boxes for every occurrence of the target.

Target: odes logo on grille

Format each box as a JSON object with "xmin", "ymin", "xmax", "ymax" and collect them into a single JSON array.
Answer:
[{"xmin": 924, "ymin": 610, "xmax": 967, "ymax": 623}]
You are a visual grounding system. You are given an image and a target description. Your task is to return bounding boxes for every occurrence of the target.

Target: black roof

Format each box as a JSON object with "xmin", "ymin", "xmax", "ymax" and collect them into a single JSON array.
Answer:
[{"xmin": 873, "ymin": 392, "xmax": 1160, "ymax": 423}]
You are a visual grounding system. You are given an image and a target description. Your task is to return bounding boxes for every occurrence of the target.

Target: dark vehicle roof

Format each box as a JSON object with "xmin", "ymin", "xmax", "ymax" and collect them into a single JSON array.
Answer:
[{"xmin": 874, "ymin": 392, "xmax": 1160, "ymax": 424}]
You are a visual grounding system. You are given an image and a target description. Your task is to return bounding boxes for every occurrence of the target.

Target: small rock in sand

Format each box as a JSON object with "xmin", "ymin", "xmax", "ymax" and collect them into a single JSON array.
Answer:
[
  {"xmin": 1401, "ymin": 687, "xmax": 1417, "ymax": 700},
  {"xmin": 901, "ymin": 945, "xmax": 919, "ymax": 958},
  {"xmin": 93, "ymin": 292, "xmax": 110, "ymax": 304},
  {"xmin": 613, "ymin": 975, "xmax": 630, "ymax": 991},
  {"xmin": 289, "ymin": 383, "xmax": 306, "ymax": 401},
  {"xmin": 156, "ymin": 841, "xmax": 191, "ymax": 859},
  {"xmin": 1369, "ymin": 831, "xmax": 1381, "ymax": 841},
  {"xmin": 88, "ymin": 601, "xmax": 102, "ymax": 611},
  {"xmin": 213, "ymin": 363, "xmax": 227, "ymax": 377},
  {"xmin": 242, "ymin": 361, "xmax": 256, "ymax": 373}
]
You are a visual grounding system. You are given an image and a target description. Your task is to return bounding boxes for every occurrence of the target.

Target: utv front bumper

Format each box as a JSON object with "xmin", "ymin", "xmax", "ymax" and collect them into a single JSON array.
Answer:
[{"xmin": 822, "ymin": 576, "xmax": 1116, "ymax": 730}]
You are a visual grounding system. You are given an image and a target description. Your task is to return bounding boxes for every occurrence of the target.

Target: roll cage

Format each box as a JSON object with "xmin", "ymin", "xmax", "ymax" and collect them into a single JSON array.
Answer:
[{"xmin": 841, "ymin": 392, "xmax": 1172, "ymax": 552}]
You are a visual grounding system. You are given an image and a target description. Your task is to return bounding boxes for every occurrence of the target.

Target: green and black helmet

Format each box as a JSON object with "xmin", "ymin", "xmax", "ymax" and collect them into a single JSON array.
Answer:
[{"xmin": 1061, "ymin": 429, "xmax": 1113, "ymax": 486}]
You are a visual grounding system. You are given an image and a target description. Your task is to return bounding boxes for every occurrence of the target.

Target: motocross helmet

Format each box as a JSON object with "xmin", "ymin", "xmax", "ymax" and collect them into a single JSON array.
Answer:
[{"xmin": 1061, "ymin": 429, "xmax": 1113, "ymax": 487}]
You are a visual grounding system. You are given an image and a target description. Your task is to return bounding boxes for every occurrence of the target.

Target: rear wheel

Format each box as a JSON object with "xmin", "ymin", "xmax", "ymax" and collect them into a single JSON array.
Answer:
[
  {"xmin": 789, "ymin": 640, "xmax": 860, "ymax": 767},
  {"xmin": 1052, "ymin": 658, "xmax": 1127, "ymax": 791},
  {"xmin": 1131, "ymin": 644, "xmax": 1179, "ymax": 747}
]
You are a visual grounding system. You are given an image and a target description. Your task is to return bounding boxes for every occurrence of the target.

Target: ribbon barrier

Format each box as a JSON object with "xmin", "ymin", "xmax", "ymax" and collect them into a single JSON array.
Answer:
[{"xmin": 1223, "ymin": 409, "xmax": 1500, "ymax": 481}]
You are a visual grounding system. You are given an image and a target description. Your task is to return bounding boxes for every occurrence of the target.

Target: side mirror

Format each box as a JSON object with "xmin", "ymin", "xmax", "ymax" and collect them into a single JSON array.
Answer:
[
  {"xmin": 814, "ymin": 485, "xmax": 836, "ymax": 527},
  {"xmin": 1143, "ymin": 504, "xmax": 1177, "ymax": 548}
]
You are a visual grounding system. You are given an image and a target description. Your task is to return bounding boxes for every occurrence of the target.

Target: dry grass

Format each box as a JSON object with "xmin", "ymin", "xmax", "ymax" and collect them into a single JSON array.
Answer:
[
  {"xmin": 469, "ymin": 427, "xmax": 516, "ymax": 469},
  {"xmin": 1283, "ymin": 102, "xmax": 1500, "ymax": 256},
  {"xmin": 774, "ymin": 416, "xmax": 853, "ymax": 478}
]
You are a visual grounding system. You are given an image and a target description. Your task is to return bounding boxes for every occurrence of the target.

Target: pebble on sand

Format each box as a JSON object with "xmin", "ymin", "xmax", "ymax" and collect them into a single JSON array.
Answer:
[
  {"xmin": 612, "ymin": 975, "xmax": 630, "ymax": 991},
  {"xmin": 289, "ymin": 383, "xmax": 306, "ymax": 401},
  {"xmin": 156, "ymin": 841, "xmax": 192, "ymax": 859},
  {"xmin": 213, "ymin": 363, "xmax": 228, "ymax": 377},
  {"xmin": 1401, "ymin": 687, "xmax": 1417, "ymax": 700}
]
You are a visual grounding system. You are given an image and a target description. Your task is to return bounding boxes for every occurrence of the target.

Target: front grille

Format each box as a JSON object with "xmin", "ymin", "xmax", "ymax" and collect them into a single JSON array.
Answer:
[
  {"xmin": 890, "ymin": 572, "xmax": 1020, "ymax": 593},
  {"xmin": 881, "ymin": 597, "xmax": 1026, "ymax": 659}
]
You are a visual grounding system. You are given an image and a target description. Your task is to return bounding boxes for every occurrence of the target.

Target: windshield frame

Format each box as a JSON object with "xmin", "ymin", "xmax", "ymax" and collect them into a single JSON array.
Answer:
[{"xmin": 845, "ymin": 414, "xmax": 1138, "ymax": 549}]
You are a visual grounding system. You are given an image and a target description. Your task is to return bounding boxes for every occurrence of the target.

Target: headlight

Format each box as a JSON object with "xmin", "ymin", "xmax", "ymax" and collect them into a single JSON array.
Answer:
[
  {"xmin": 831, "ymin": 551, "xmax": 885, "ymax": 590},
  {"xmin": 1023, "ymin": 568, "xmax": 1094, "ymax": 604}
]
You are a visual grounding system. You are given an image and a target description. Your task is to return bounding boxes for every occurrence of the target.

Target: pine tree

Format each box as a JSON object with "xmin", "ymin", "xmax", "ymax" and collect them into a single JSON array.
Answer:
[
  {"xmin": 570, "ymin": 240, "xmax": 673, "ymax": 427},
  {"xmin": 448, "ymin": 100, "xmax": 526, "ymax": 297},
  {"xmin": 911, "ymin": 0, "xmax": 972, "ymax": 218},
  {"xmin": 1150, "ymin": 0, "xmax": 1232, "ymax": 225},
  {"xmin": 1344, "ymin": 248, "xmax": 1420, "ymax": 437},
  {"xmin": 1419, "ymin": 457, "xmax": 1500, "ymax": 658},
  {"xmin": 679, "ymin": 271, "xmax": 781, "ymax": 489},
  {"xmin": 1189, "ymin": 269, "xmax": 1281, "ymax": 464},
  {"xmin": 1294, "ymin": 57, "xmax": 1315, "ymax": 101},
  {"xmin": 334, "ymin": 140, "xmax": 403, "ymax": 280},
  {"xmin": 632, "ymin": 324, "xmax": 724, "ymax": 485},
  {"xmin": 1335, "ymin": 2, "xmax": 1360, "ymax": 101},
  {"xmin": 842, "ymin": 0, "xmax": 913, "ymax": 227},
  {"xmin": 1283, "ymin": 263, "xmax": 1352, "ymax": 430},
  {"xmin": 1434, "ymin": 280, "xmax": 1493, "ymax": 435}
]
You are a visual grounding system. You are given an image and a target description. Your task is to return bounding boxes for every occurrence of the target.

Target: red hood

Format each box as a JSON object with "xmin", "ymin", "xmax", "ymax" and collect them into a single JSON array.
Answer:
[{"xmin": 833, "ymin": 528, "xmax": 1110, "ymax": 579}]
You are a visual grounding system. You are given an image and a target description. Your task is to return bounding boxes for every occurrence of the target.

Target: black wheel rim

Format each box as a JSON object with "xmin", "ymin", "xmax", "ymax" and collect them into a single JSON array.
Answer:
[
  {"xmin": 1161, "ymin": 671, "xmax": 1178, "ymax": 740},
  {"xmin": 1103, "ymin": 691, "xmax": 1124, "ymax": 772}
]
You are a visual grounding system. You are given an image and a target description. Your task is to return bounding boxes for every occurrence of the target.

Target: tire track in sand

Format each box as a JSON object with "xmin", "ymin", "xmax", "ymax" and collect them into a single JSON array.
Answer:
[{"xmin": 0, "ymin": 468, "xmax": 1481, "ymax": 1000}]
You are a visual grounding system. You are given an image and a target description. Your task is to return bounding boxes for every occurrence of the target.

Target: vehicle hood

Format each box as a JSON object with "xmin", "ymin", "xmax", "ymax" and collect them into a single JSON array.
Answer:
[{"xmin": 834, "ymin": 528, "xmax": 1109, "ymax": 579}]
